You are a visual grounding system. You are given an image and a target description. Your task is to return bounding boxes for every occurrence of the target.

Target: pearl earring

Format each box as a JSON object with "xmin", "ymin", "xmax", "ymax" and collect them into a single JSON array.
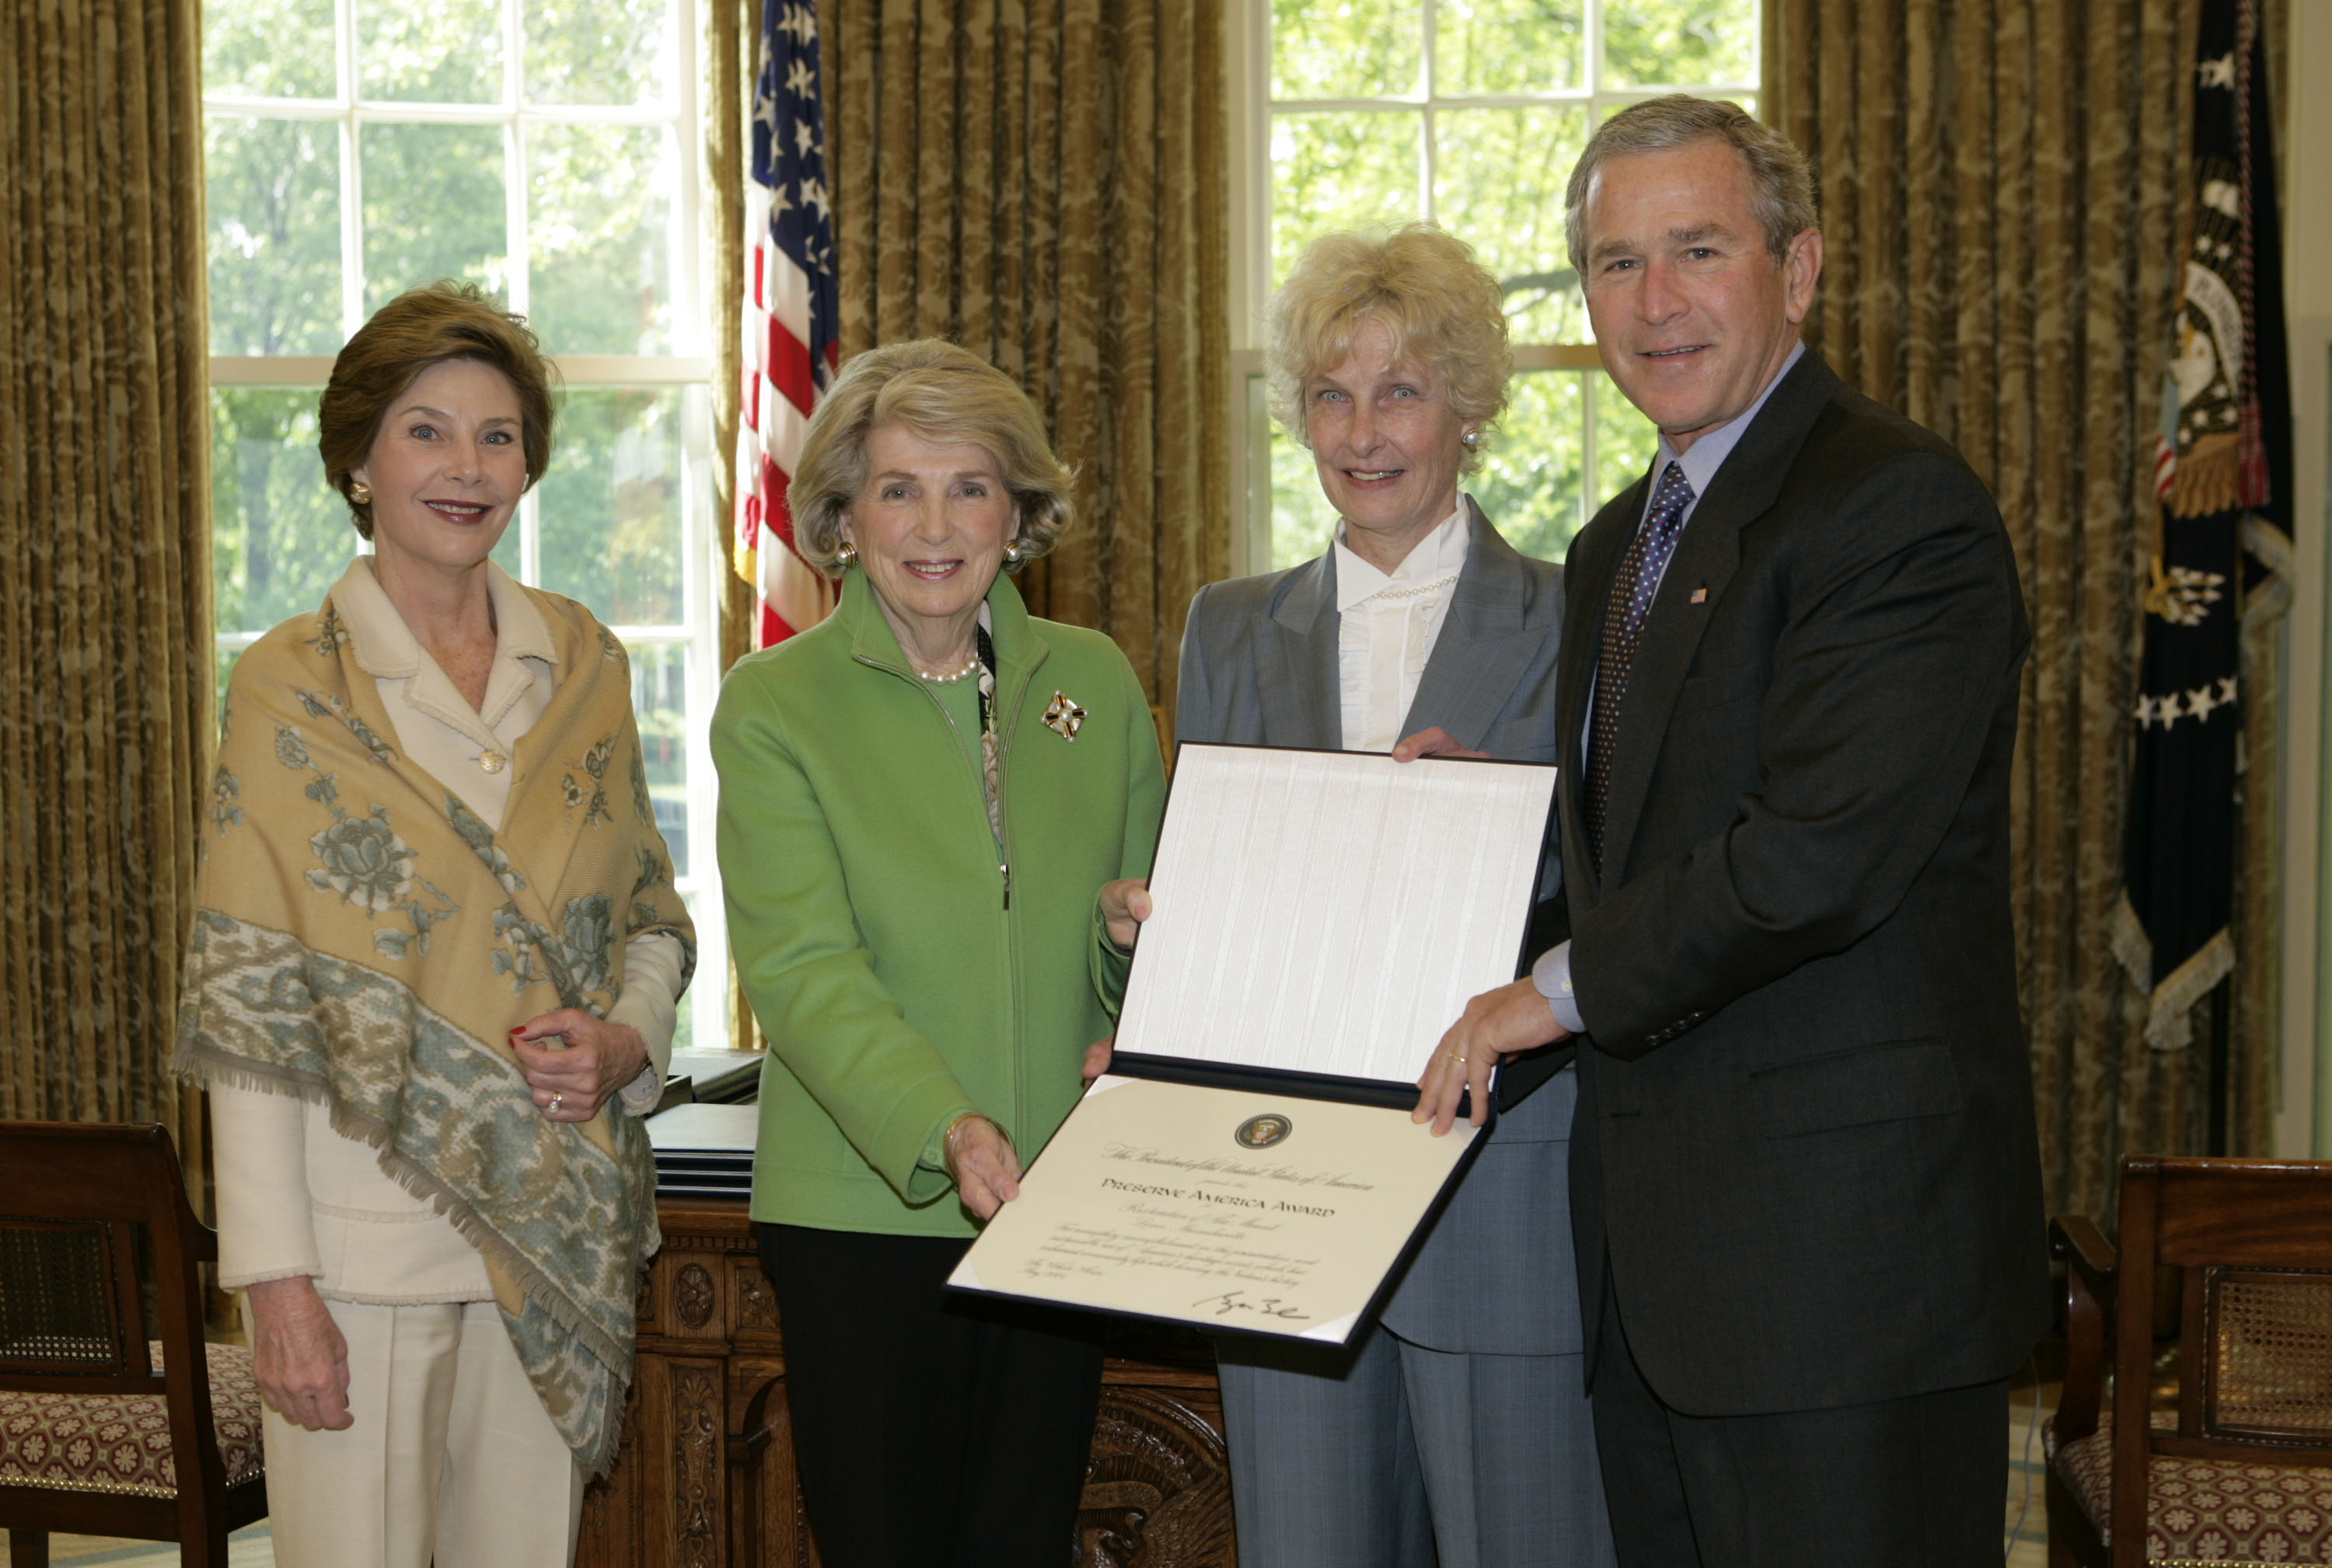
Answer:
[
  {"xmin": 836, "ymin": 540, "xmax": 859, "ymax": 567},
  {"xmin": 1004, "ymin": 540, "xmax": 1025, "ymax": 565}
]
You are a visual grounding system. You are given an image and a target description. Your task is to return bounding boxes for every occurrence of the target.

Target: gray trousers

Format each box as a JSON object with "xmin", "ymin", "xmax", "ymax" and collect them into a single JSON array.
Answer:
[{"xmin": 1217, "ymin": 1322, "xmax": 1617, "ymax": 1568}]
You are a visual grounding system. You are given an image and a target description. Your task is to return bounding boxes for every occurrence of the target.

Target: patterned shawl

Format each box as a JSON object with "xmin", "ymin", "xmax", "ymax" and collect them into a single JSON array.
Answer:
[{"xmin": 175, "ymin": 588, "xmax": 695, "ymax": 1476}]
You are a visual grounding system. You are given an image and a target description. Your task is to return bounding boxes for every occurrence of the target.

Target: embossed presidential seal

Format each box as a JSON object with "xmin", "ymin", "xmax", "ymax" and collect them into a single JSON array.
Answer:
[{"xmin": 1234, "ymin": 1113, "xmax": 1291, "ymax": 1150}]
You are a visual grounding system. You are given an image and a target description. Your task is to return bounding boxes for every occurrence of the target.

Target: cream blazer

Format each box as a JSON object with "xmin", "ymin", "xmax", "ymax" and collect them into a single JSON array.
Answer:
[{"xmin": 211, "ymin": 558, "xmax": 686, "ymax": 1302}]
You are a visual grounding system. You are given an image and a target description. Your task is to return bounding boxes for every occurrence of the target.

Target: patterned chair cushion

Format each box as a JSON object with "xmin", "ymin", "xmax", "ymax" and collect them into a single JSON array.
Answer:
[
  {"xmin": 2047, "ymin": 1413, "xmax": 2332, "ymax": 1563},
  {"xmin": 0, "ymin": 1342, "xmax": 264, "ymax": 1500}
]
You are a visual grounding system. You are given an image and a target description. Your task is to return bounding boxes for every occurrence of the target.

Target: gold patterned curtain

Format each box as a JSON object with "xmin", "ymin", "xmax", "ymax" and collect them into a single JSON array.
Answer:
[
  {"xmin": 707, "ymin": 0, "xmax": 1229, "ymax": 702},
  {"xmin": 702, "ymin": 0, "xmax": 1228, "ymax": 1049},
  {"xmin": 1, "ymin": 0, "xmax": 212, "ymax": 1185},
  {"xmin": 822, "ymin": 0, "xmax": 1231, "ymax": 716},
  {"xmin": 1761, "ymin": 0, "xmax": 2279, "ymax": 1222}
]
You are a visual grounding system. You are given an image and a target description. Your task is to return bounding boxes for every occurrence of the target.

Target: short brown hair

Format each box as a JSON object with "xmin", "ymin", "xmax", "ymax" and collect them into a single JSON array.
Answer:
[
  {"xmin": 318, "ymin": 281, "xmax": 557, "ymax": 540},
  {"xmin": 790, "ymin": 339, "xmax": 1074, "ymax": 577},
  {"xmin": 1564, "ymin": 96, "xmax": 1818, "ymax": 275}
]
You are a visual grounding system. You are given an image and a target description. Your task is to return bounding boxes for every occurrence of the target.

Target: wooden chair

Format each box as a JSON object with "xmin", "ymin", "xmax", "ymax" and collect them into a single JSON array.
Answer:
[
  {"xmin": 2047, "ymin": 1155, "xmax": 2332, "ymax": 1567},
  {"xmin": 0, "ymin": 1122, "xmax": 266, "ymax": 1568}
]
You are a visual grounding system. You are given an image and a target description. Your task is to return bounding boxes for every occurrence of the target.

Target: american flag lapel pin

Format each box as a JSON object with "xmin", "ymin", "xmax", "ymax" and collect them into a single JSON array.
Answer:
[{"xmin": 1689, "ymin": 586, "xmax": 1709, "ymax": 604}]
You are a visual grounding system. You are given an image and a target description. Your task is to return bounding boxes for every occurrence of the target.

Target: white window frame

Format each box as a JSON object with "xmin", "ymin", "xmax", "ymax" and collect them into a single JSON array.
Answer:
[
  {"xmin": 1225, "ymin": 0, "xmax": 1760, "ymax": 575},
  {"xmin": 204, "ymin": 0, "xmax": 730, "ymax": 1054}
]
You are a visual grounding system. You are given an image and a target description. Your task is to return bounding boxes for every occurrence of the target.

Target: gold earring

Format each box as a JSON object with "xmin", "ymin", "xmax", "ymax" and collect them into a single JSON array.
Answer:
[
  {"xmin": 836, "ymin": 540, "xmax": 858, "ymax": 567},
  {"xmin": 349, "ymin": 482, "xmax": 372, "ymax": 505}
]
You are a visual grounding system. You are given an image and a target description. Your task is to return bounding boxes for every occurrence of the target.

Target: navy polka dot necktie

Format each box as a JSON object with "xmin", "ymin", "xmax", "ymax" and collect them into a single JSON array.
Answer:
[{"xmin": 1586, "ymin": 460, "xmax": 1695, "ymax": 873}]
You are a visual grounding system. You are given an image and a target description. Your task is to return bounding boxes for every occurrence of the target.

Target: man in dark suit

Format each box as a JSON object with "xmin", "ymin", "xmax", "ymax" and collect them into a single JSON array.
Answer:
[{"xmin": 1413, "ymin": 96, "xmax": 2048, "ymax": 1563}]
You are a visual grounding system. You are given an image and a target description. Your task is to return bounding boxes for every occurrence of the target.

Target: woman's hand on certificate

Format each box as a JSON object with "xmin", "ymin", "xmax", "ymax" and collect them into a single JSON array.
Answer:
[
  {"xmin": 1098, "ymin": 878, "xmax": 1151, "ymax": 952},
  {"xmin": 945, "ymin": 1114, "xmax": 1023, "ymax": 1220},
  {"xmin": 1082, "ymin": 1038, "xmax": 1114, "ymax": 1087},
  {"xmin": 1391, "ymin": 726, "xmax": 1490, "ymax": 762},
  {"xmin": 1412, "ymin": 978, "xmax": 1573, "ymax": 1136}
]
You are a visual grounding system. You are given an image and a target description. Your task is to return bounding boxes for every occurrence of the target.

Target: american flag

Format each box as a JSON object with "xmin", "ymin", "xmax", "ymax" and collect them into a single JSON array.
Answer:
[{"xmin": 736, "ymin": 0, "xmax": 840, "ymax": 648}]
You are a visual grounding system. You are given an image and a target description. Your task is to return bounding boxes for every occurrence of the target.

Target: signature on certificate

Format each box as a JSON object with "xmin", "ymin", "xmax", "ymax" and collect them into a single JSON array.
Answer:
[{"xmin": 1192, "ymin": 1289, "xmax": 1309, "ymax": 1322}]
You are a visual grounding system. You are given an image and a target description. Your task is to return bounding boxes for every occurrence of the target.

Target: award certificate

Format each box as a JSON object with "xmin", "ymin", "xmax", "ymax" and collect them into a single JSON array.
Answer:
[
  {"xmin": 948, "ymin": 1075, "xmax": 1479, "ymax": 1341},
  {"xmin": 949, "ymin": 744, "xmax": 1555, "ymax": 1342}
]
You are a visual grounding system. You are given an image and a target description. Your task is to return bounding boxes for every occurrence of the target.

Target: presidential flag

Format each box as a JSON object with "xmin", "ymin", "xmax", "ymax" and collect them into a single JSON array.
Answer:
[
  {"xmin": 735, "ymin": 0, "xmax": 842, "ymax": 648},
  {"xmin": 2116, "ymin": 0, "xmax": 2293, "ymax": 1048}
]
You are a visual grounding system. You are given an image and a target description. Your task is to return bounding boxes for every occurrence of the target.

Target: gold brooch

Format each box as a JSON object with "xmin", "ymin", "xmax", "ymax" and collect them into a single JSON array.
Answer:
[{"xmin": 1042, "ymin": 690, "xmax": 1087, "ymax": 742}]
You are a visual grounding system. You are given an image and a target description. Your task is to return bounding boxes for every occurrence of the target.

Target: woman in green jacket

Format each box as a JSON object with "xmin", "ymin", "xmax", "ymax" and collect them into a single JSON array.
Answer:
[{"xmin": 710, "ymin": 338, "xmax": 1166, "ymax": 1568}]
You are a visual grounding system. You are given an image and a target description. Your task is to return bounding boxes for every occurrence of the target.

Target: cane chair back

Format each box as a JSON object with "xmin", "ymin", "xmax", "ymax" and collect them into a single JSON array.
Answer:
[
  {"xmin": 2050, "ymin": 1157, "xmax": 2332, "ymax": 1568},
  {"xmin": 0, "ymin": 1122, "xmax": 266, "ymax": 1568}
]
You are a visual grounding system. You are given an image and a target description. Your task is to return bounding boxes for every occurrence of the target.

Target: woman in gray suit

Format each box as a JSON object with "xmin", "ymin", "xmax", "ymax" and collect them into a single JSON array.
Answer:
[{"xmin": 1100, "ymin": 225, "xmax": 1613, "ymax": 1568}]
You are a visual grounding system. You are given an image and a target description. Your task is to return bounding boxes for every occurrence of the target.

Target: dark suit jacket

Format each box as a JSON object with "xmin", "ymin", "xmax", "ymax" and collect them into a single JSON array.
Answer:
[
  {"xmin": 1176, "ymin": 499, "xmax": 1581, "ymax": 1356},
  {"xmin": 1560, "ymin": 352, "xmax": 2049, "ymax": 1416}
]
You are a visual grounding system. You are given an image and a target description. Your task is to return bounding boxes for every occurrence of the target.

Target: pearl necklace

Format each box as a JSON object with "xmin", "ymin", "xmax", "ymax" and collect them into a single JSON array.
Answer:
[
  {"xmin": 1367, "ymin": 570, "xmax": 1461, "ymax": 603},
  {"xmin": 916, "ymin": 654, "xmax": 982, "ymax": 683}
]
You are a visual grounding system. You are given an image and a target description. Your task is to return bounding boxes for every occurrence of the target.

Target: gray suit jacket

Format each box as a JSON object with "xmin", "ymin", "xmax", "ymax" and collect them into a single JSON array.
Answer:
[{"xmin": 1176, "ymin": 499, "xmax": 1583, "ymax": 1356}]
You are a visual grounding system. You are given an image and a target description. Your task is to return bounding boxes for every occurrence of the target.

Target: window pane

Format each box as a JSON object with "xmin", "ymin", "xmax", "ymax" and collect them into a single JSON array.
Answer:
[
  {"xmin": 204, "ymin": 0, "xmax": 336, "ymax": 99},
  {"xmin": 210, "ymin": 388, "xmax": 354, "ymax": 635},
  {"xmin": 1267, "ymin": 421, "xmax": 1340, "ymax": 571},
  {"xmin": 1271, "ymin": 0, "xmax": 1421, "ymax": 100},
  {"xmin": 358, "ymin": 0, "xmax": 504, "ymax": 103},
  {"xmin": 1473, "ymin": 369, "xmax": 1586, "ymax": 562},
  {"xmin": 1590, "ymin": 372, "xmax": 1661, "ymax": 501},
  {"xmin": 624, "ymin": 640, "xmax": 691, "ymax": 876},
  {"xmin": 1434, "ymin": 0, "xmax": 1583, "ymax": 95},
  {"xmin": 361, "ymin": 122, "xmax": 509, "ymax": 313},
  {"xmin": 1601, "ymin": 0, "xmax": 1758, "ymax": 89},
  {"xmin": 537, "ymin": 388, "xmax": 686, "ymax": 627},
  {"xmin": 1270, "ymin": 111, "xmax": 1422, "ymax": 288},
  {"xmin": 528, "ymin": 0, "xmax": 673, "ymax": 106},
  {"xmin": 527, "ymin": 124, "xmax": 675, "ymax": 354},
  {"xmin": 207, "ymin": 117, "xmax": 345, "ymax": 355},
  {"xmin": 1433, "ymin": 106, "xmax": 1590, "ymax": 344}
]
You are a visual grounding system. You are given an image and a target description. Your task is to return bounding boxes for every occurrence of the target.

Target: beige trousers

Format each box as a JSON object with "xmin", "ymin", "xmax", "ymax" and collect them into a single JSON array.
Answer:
[{"xmin": 250, "ymin": 1297, "xmax": 585, "ymax": 1568}]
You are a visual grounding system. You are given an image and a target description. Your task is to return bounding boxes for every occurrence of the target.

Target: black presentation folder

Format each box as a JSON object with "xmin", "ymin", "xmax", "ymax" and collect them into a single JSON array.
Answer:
[{"xmin": 948, "ymin": 742, "xmax": 1557, "ymax": 1345}]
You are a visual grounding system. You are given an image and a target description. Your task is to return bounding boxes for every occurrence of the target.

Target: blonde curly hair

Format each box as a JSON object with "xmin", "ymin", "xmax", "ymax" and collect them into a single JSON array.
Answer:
[{"xmin": 1265, "ymin": 225, "xmax": 1512, "ymax": 473}]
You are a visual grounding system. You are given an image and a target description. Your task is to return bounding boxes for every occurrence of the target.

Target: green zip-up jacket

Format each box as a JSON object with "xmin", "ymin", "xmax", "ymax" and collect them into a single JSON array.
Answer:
[{"xmin": 711, "ymin": 569, "xmax": 1167, "ymax": 1236}]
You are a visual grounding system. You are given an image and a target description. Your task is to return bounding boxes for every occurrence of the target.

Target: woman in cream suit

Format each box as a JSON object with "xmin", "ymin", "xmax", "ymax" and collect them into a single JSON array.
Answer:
[{"xmin": 180, "ymin": 282, "xmax": 691, "ymax": 1568}]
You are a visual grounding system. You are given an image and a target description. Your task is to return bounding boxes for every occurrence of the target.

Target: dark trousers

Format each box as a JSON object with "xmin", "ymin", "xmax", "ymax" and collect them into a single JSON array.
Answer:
[
  {"xmin": 1590, "ymin": 1273, "xmax": 2007, "ymax": 1567},
  {"xmin": 759, "ymin": 1223, "xmax": 1104, "ymax": 1568}
]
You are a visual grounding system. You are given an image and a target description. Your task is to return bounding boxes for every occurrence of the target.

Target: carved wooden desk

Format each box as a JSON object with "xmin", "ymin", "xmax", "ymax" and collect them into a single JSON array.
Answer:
[{"xmin": 579, "ymin": 1198, "xmax": 1239, "ymax": 1568}]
